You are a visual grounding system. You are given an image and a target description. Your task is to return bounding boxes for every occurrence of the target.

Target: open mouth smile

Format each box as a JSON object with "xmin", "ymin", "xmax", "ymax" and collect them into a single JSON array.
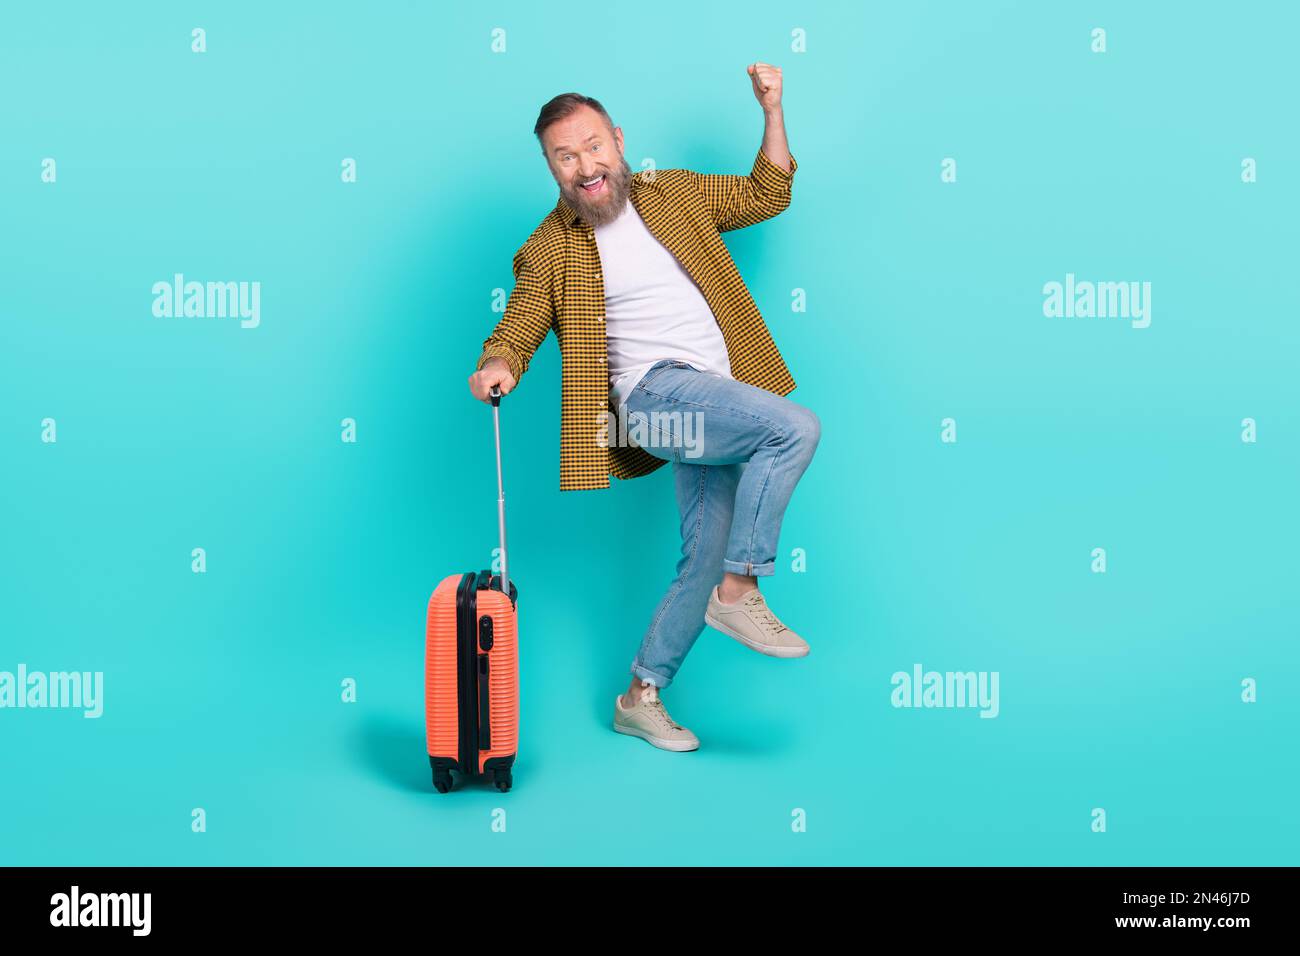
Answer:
[{"xmin": 578, "ymin": 174, "xmax": 607, "ymax": 195}]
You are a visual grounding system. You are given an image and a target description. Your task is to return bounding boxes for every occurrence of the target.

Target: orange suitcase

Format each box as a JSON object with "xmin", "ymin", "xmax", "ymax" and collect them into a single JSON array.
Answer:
[{"xmin": 425, "ymin": 387, "xmax": 519, "ymax": 793}]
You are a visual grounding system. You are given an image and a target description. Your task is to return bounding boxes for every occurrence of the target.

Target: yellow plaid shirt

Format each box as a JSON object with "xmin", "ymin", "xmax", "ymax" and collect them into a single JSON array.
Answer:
[{"xmin": 477, "ymin": 148, "xmax": 799, "ymax": 491}]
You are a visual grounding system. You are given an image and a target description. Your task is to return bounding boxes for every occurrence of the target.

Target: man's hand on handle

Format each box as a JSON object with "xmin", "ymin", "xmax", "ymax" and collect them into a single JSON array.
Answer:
[{"xmin": 469, "ymin": 357, "xmax": 517, "ymax": 404}]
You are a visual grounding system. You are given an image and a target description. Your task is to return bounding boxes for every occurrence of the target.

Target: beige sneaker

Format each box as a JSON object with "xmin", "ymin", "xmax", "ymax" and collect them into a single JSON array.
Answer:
[
  {"xmin": 705, "ymin": 587, "xmax": 810, "ymax": 658},
  {"xmin": 613, "ymin": 681, "xmax": 699, "ymax": 752}
]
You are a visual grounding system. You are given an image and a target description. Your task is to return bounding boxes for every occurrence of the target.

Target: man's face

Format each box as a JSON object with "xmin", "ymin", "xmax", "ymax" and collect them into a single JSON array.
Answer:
[{"xmin": 542, "ymin": 105, "xmax": 632, "ymax": 227}]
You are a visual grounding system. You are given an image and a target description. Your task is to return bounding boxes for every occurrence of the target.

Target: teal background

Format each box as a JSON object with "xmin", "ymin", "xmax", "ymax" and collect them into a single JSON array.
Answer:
[{"xmin": 2, "ymin": 1, "xmax": 1296, "ymax": 866}]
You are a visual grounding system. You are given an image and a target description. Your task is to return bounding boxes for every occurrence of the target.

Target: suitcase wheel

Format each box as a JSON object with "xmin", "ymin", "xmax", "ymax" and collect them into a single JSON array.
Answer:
[
  {"xmin": 433, "ymin": 768, "xmax": 454, "ymax": 793},
  {"xmin": 493, "ymin": 770, "xmax": 512, "ymax": 793}
]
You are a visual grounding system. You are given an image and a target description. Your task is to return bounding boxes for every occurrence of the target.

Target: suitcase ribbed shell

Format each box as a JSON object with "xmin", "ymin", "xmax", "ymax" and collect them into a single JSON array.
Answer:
[{"xmin": 425, "ymin": 574, "xmax": 462, "ymax": 762}]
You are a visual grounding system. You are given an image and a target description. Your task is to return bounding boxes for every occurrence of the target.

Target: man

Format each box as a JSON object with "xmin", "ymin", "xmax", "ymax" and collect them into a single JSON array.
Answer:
[{"xmin": 467, "ymin": 63, "xmax": 819, "ymax": 752}]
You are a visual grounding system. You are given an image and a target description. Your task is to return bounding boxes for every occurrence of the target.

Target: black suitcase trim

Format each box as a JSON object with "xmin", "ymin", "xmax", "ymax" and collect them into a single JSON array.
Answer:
[
  {"xmin": 430, "ymin": 570, "xmax": 518, "ymax": 794},
  {"xmin": 457, "ymin": 571, "xmax": 479, "ymax": 780}
]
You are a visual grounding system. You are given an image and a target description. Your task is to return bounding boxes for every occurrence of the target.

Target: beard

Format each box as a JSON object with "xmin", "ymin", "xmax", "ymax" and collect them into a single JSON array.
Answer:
[{"xmin": 560, "ymin": 155, "xmax": 633, "ymax": 227}]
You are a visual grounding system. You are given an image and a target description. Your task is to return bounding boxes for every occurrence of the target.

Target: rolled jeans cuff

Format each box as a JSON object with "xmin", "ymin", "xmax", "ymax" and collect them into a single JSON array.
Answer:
[
  {"xmin": 630, "ymin": 661, "xmax": 672, "ymax": 689},
  {"xmin": 722, "ymin": 558, "xmax": 775, "ymax": 577}
]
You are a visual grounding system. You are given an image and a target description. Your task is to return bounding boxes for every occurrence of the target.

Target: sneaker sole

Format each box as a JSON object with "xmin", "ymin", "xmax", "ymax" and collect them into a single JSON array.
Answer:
[
  {"xmin": 704, "ymin": 610, "xmax": 810, "ymax": 658},
  {"xmin": 613, "ymin": 722, "xmax": 699, "ymax": 752}
]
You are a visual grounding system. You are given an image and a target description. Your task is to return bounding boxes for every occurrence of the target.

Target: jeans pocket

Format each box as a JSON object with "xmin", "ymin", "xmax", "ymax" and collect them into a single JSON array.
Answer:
[{"xmin": 634, "ymin": 359, "xmax": 692, "ymax": 394}]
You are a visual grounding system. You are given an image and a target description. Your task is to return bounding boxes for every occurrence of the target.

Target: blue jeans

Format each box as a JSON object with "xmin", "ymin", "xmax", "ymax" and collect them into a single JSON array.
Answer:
[{"xmin": 620, "ymin": 360, "xmax": 821, "ymax": 689}]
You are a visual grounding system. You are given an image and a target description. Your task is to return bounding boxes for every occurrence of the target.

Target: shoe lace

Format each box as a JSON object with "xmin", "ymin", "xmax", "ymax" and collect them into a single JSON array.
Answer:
[
  {"xmin": 641, "ymin": 687, "xmax": 684, "ymax": 730},
  {"xmin": 748, "ymin": 594, "xmax": 789, "ymax": 634}
]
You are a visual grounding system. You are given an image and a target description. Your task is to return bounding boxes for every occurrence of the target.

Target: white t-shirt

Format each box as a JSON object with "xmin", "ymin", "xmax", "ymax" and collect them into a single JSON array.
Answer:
[{"xmin": 593, "ymin": 199, "xmax": 733, "ymax": 408}]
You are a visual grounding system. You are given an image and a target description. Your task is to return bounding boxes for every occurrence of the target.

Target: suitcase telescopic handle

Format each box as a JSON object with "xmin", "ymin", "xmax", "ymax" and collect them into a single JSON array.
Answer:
[{"xmin": 489, "ymin": 387, "xmax": 508, "ymax": 592}]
